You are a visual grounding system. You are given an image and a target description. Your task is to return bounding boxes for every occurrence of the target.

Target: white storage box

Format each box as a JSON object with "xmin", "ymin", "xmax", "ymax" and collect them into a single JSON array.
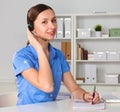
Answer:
[
  {"xmin": 88, "ymin": 54, "xmax": 94, "ymax": 61},
  {"xmin": 107, "ymin": 51, "xmax": 120, "ymax": 60},
  {"xmin": 77, "ymin": 28, "xmax": 91, "ymax": 38},
  {"xmin": 85, "ymin": 64, "xmax": 97, "ymax": 83},
  {"xmin": 94, "ymin": 51, "xmax": 107, "ymax": 61},
  {"xmin": 105, "ymin": 73, "xmax": 120, "ymax": 84}
]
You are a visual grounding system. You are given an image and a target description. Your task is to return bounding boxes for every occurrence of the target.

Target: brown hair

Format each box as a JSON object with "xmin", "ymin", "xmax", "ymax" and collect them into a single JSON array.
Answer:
[{"xmin": 26, "ymin": 4, "xmax": 54, "ymax": 45}]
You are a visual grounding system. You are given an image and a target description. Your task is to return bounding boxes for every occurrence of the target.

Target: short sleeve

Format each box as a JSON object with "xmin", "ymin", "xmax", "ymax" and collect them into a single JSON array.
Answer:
[
  {"xmin": 12, "ymin": 52, "xmax": 34, "ymax": 76},
  {"xmin": 59, "ymin": 51, "xmax": 70, "ymax": 73}
]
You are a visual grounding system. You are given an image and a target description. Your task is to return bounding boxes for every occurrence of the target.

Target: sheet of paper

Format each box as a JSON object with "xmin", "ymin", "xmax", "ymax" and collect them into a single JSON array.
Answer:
[
  {"xmin": 72, "ymin": 99, "xmax": 105, "ymax": 110},
  {"xmin": 102, "ymin": 92, "xmax": 120, "ymax": 103}
]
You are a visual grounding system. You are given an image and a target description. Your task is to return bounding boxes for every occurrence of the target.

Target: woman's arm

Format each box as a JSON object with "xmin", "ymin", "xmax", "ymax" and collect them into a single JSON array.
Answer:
[
  {"xmin": 21, "ymin": 29, "xmax": 54, "ymax": 92},
  {"xmin": 62, "ymin": 71, "xmax": 100, "ymax": 104}
]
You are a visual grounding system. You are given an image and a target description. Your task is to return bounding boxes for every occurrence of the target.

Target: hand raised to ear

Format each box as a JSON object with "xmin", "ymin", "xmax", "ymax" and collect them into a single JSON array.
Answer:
[{"xmin": 27, "ymin": 28, "xmax": 42, "ymax": 53}]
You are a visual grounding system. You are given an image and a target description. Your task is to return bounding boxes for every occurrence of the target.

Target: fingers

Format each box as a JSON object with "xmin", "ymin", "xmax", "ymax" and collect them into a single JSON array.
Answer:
[
  {"xmin": 83, "ymin": 92, "xmax": 100, "ymax": 104},
  {"xmin": 27, "ymin": 28, "xmax": 34, "ymax": 42},
  {"xmin": 83, "ymin": 92, "xmax": 93, "ymax": 102},
  {"xmin": 92, "ymin": 92, "xmax": 100, "ymax": 104},
  {"xmin": 27, "ymin": 28, "xmax": 41, "ymax": 52}
]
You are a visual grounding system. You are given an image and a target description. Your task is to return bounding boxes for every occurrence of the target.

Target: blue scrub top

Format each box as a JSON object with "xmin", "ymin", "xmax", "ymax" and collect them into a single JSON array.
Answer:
[{"xmin": 12, "ymin": 43, "xmax": 70, "ymax": 105}]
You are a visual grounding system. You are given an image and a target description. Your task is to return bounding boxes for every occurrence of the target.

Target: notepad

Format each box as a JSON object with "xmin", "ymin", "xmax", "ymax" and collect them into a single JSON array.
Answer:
[
  {"xmin": 72, "ymin": 99, "xmax": 105, "ymax": 110},
  {"xmin": 102, "ymin": 93, "xmax": 120, "ymax": 103}
]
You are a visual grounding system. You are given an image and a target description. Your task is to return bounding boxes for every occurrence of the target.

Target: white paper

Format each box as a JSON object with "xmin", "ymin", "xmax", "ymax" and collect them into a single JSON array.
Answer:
[{"xmin": 72, "ymin": 99, "xmax": 105, "ymax": 110}]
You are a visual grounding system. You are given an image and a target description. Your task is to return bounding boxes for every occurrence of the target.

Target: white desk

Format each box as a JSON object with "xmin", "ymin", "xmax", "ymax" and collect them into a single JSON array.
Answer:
[{"xmin": 0, "ymin": 99, "xmax": 120, "ymax": 112}]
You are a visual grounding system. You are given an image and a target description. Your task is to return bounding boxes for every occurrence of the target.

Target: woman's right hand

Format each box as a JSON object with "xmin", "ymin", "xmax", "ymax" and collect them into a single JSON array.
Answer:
[
  {"xmin": 27, "ymin": 29, "xmax": 42, "ymax": 53},
  {"xmin": 83, "ymin": 92, "xmax": 100, "ymax": 104}
]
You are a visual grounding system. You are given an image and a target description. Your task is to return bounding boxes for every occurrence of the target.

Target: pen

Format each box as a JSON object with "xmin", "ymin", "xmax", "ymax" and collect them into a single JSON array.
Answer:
[{"xmin": 92, "ymin": 85, "xmax": 96, "ymax": 104}]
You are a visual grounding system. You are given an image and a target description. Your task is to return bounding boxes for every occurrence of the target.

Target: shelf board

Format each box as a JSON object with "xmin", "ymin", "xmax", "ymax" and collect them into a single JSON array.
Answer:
[
  {"xmin": 76, "ymin": 37, "xmax": 120, "ymax": 40},
  {"xmin": 67, "ymin": 60, "xmax": 71, "ymax": 63},
  {"xmin": 76, "ymin": 60, "xmax": 120, "ymax": 63},
  {"xmin": 74, "ymin": 13, "xmax": 120, "ymax": 16},
  {"xmin": 54, "ymin": 37, "xmax": 71, "ymax": 40},
  {"xmin": 77, "ymin": 82, "xmax": 120, "ymax": 86}
]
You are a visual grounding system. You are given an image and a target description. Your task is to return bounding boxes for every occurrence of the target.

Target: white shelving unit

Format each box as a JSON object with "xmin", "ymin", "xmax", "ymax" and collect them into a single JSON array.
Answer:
[
  {"xmin": 74, "ymin": 13, "xmax": 120, "ymax": 89},
  {"xmin": 55, "ymin": 13, "xmax": 120, "ymax": 92}
]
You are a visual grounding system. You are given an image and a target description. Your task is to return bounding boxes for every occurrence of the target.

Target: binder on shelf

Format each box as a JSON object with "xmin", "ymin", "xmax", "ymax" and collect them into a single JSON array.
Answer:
[
  {"xmin": 66, "ymin": 42, "xmax": 71, "ymax": 60},
  {"xmin": 56, "ymin": 18, "xmax": 63, "ymax": 38},
  {"xmin": 77, "ymin": 44, "xmax": 82, "ymax": 60},
  {"xmin": 83, "ymin": 49, "xmax": 88, "ymax": 60},
  {"xmin": 81, "ymin": 48, "xmax": 84, "ymax": 60},
  {"xmin": 76, "ymin": 44, "xmax": 88, "ymax": 60},
  {"xmin": 61, "ymin": 42, "xmax": 71, "ymax": 60},
  {"xmin": 64, "ymin": 18, "xmax": 71, "ymax": 38},
  {"xmin": 61, "ymin": 42, "xmax": 66, "ymax": 57},
  {"xmin": 85, "ymin": 64, "xmax": 97, "ymax": 83}
]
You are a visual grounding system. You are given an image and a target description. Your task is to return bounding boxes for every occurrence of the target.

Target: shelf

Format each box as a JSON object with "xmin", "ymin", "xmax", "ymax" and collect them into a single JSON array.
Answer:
[
  {"xmin": 74, "ymin": 13, "xmax": 120, "ymax": 87},
  {"xmin": 76, "ymin": 37, "xmax": 120, "ymax": 40},
  {"xmin": 76, "ymin": 82, "xmax": 120, "ymax": 86},
  {"xmin": 54, "ymin": 37, "xmax": 71, "ymax": 40},
  {"xmin": 74, "ymin": 13, "xmax": 120, "ymax": 16},
  {"xmin": 56, "ymin": 13, "xmax": 120, "ymax": 88},
  {"xmin": 67, "ymin": 60, "xmax": 71, "ymax": 63},
  {"xmin": 76, "ymin": 60, "xmax": 120, "ymax": 63}
]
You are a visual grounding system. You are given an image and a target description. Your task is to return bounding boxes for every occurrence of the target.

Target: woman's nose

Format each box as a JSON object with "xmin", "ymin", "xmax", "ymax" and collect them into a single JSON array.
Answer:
[{"xmin": 49, "ymin": 22, "xmax": 56, "ymax": 29}]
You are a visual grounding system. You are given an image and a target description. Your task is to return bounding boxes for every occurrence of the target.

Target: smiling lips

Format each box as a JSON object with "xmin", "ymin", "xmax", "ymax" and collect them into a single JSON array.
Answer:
[{"xmin": 47, "ymin": 30, "xmax": 56, "ymax": 36}]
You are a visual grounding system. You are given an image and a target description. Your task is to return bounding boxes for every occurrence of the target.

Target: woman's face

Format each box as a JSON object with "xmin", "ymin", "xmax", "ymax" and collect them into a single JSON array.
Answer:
[{"xmin": 33, "ymin": 9, "xmax": 57, "ymax": 41}]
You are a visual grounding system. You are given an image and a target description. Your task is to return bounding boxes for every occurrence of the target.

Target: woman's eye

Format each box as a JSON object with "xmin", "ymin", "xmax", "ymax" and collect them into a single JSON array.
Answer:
[
  {"xmin": 42, "ymin": 21, "xmax": 47, "ymax": 24},
  {"xmin": 52, "ymin": 19, "xmax": 57, "ymax": 23}
]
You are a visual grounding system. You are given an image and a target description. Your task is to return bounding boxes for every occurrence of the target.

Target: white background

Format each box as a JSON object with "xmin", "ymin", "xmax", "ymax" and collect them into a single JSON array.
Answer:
[{"xmin": 0, "ymin": 0, "xmax": 120, "ymax": 82}]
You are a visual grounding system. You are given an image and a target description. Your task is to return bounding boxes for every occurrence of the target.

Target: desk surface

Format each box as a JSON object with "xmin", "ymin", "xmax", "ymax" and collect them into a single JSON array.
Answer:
[{"xmin": 0, "ymin": 99, "xmax": 120, "ymax": 112}]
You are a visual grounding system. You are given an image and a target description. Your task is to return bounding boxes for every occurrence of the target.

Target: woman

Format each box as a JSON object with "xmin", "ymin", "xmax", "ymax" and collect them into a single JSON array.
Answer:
[{"xmin": 12, "ymin": 3, "xmax": 100, "ymax": 105}]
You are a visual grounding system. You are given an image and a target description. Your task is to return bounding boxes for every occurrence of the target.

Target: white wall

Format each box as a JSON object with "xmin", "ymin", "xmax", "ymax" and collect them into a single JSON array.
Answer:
[{"xmin": 0, "ymin": 0, "xmax": 120, "ymax": 82}]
